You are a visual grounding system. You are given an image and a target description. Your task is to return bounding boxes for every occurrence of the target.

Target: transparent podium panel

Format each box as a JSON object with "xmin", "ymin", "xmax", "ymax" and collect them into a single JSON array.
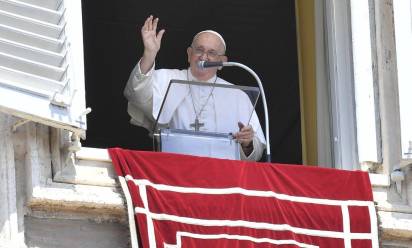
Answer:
[
  {"xmin": 159, "ymin": 129, "xmax": 240, "ymax": 160},
  {"xmin": 153, "ymin": 80, "xmax": 260, "ymax": 160},
  {"xmin": 154, "ymin": 80, "xmax": 260, "ymax": 133}
]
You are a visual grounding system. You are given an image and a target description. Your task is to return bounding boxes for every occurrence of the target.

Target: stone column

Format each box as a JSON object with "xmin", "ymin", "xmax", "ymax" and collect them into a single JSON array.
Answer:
[
  {"xmin": 0, "ymin": 113, "xmax": 23, "ymax": 247},
  {"xmin": 374, "ymin": 0, "xmax": 402, "ymax": 177}
]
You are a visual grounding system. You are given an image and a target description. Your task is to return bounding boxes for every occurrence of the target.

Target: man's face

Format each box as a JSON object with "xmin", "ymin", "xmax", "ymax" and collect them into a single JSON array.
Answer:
[{"xmin": 187, "ymin": 32, "xmax": 227, "ymax": 81}]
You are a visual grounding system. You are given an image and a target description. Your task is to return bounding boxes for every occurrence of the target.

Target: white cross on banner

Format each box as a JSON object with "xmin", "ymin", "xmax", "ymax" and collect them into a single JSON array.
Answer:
[{"xmin": 109, "ymin": 148, "xmax": 379, "ymax": 248}]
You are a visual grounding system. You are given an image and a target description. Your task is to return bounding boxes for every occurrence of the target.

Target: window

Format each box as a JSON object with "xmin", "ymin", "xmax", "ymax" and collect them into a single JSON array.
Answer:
[
  {"xmin": 393, "ymin": 0, "xmax": 412, "ymax": 164},
  {"xmin": 0, "ymin": 0, "xmax": 87, "ymax": 136}
]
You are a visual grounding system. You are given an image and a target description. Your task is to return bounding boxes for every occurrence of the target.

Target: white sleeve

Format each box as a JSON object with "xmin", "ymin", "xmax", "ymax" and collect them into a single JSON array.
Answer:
[
  {"xmin": 239, "ymin": 136, "xmax": 265, "ymax": 161},
  {"xmin": 124, "ymin": 60, "xmax": 155, "ymax": 117}
]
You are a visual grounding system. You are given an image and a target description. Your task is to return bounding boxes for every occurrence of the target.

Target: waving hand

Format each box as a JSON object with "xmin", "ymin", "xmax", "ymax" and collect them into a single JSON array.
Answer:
[{"xmin": 140, "ymin": 15, "xmax": 165, "ymax": 74}]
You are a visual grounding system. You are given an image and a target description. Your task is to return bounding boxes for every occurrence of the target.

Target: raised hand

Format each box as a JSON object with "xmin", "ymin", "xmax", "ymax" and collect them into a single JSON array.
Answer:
[{"xmin": 140, "ymin": 15, "xmax": 165, "ymax": 74}]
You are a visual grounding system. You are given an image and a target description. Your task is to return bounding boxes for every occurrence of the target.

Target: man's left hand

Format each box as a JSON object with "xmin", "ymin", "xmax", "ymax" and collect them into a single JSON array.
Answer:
[{"xmin": 234, "ymin": 122, "xmax": 254, "ymax": 156}]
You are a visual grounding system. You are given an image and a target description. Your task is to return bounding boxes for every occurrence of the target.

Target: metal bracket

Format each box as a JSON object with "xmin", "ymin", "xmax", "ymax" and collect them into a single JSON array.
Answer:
[
  {"xmin": 404, "ymin": 140, "xmax": 412, "ymax": 159},
  {"xmin": 51, "ymin": 86, "xmax": 77, "ymax": 108},
  {"xmin": 78, "ymin": 107, "xmax": 92, "ymax": 120},
  {"xmin": 12, "ymin": 119, "xmax": 31, "ymax": 132},
  {"xmin": 391, "ymin": 168, "xmax": 405, "ymax": 195},
  {"xmin": 64, "ymin": 132, "xmax": 82, "ymax": 165},
  {"xmin": 400, "ymin": 141, "xmax": 412, "ymax": 168}
]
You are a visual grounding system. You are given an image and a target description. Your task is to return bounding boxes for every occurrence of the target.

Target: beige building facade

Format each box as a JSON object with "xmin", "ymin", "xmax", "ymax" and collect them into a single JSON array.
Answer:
[{"xmin": 0, "ymin": 0, "xmax": 411, "ymax": 247}]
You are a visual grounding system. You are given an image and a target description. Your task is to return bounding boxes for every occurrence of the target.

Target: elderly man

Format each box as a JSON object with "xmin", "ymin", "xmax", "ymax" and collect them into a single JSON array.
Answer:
[{"xmin": 124, "ymin": 15, "xmax": 265, "ymax": 161}]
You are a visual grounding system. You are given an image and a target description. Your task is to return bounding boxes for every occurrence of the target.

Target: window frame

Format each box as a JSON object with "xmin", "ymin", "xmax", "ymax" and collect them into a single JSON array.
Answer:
[{"xmin": 393, "ymin": 0, "xmax": 412, "ymax": 166}]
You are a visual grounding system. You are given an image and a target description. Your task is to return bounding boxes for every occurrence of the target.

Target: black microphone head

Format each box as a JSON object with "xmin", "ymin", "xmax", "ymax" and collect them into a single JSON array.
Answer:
[{"xmin": 197, "ymin": 61, "xmax": 224, "ymax": 68}]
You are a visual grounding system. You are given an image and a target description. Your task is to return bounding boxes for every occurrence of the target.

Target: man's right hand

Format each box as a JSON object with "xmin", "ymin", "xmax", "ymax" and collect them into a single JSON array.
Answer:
[{"xmin": 140, "ymin": 15, "xmax": 165, "ymax": 74}]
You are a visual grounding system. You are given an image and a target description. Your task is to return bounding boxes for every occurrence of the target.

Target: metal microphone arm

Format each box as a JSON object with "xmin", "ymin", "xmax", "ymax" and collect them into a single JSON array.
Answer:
[{"xmin": 222, "ymin": 62, "xmax": 271, "ymax": 162}]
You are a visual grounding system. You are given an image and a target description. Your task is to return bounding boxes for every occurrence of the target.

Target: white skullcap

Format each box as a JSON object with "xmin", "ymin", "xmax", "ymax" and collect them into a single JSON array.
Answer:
[{"xmin": 192, "ymin": 30, "xmax": 226, "ymax": 52}]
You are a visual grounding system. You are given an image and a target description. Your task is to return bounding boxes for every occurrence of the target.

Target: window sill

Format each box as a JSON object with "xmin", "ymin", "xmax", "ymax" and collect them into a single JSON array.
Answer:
[
  {"xmin": 29, "ymin": 179, "xmax": 126, "ymax": 222},
  {"xmin": 53, "ymin": 147, "xmax": 116, "ymax": 187},
  {"xmin": 29, "ymin": 147, "xmax": 125, "ymax": 222}
]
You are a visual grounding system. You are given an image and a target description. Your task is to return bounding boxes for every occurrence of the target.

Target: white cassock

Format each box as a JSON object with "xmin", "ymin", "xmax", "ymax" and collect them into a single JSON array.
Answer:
[{"xmin": 124, "ymin": 61, "xmax": 266, "ymax": 161}]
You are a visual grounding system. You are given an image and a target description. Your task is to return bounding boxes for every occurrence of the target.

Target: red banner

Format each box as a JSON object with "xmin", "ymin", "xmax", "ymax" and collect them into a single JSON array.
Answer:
[{"xmin": 109, "ymin": 148, "xmax": 378, "ymax": 248}]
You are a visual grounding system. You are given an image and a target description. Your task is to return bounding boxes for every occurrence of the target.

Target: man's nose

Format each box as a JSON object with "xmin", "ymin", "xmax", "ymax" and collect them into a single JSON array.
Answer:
[{"xmin": 199, "ymin": 52, "xmax": 209, "ymax": 61}]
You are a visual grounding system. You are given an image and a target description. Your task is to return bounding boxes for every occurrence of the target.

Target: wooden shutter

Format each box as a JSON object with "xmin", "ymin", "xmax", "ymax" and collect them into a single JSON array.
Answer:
[{"xmin": 0, "ymin": 0, "xmax": 87, "ymax": 134}]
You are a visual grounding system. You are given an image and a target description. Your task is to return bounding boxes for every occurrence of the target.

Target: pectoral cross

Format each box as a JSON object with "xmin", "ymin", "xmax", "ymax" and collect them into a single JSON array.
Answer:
[{"xmin": 190, "ymin": 118, "xmax": 204, "ymax": 131}]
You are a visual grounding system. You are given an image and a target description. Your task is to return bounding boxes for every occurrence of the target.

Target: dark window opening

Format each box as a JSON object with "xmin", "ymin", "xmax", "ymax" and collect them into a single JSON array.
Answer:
[{"xmin": 81, "ymin": 0, "xmax": 302, "ymax": 164}]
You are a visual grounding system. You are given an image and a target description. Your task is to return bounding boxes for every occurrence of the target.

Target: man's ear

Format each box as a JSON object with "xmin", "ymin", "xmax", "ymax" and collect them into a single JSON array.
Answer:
[
  {"xmin": 218, "ymin": 55, "xmax": 228, "ymax": 70},
  {"xmin": 221, "ymin": 55, "xmax": 228, "ymax": 63},
  {"xmin": 187, "ymin": 47, "xmax": 192, "ymax": 63}
]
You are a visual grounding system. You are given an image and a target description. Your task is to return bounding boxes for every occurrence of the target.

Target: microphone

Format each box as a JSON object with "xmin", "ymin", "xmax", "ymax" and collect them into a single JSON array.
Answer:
[
  {"xmin": 197, "ymin": 61, "xmax": 224, "ymax": 69},
  {"xmin": 196, "ymin": 60, "xmax": 272, "ymax": 162}
]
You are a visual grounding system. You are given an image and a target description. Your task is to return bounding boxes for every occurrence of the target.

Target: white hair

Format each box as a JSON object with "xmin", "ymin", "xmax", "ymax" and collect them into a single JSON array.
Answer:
[{"xmin": 192, "ymin": 30, "xmax": 226, "ymax": 53}]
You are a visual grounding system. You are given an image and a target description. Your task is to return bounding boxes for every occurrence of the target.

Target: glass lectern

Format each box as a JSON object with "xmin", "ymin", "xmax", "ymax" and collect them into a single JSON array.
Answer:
[{"xmin": 153, "ymin": 80, "xmax": 260, "ymax": 160}]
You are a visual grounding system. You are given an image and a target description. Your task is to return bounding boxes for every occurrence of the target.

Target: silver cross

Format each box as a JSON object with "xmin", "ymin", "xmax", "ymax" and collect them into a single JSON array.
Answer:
[{"xmin": 190, "ymin": 118, "xmax": 204, "ymax": 131}]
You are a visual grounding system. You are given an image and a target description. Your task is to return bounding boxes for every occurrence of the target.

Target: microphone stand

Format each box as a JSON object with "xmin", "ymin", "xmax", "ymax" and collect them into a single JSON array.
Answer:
[{"xmin": 222, "ymin": 62, "xmax": 271, "ymax": 162}]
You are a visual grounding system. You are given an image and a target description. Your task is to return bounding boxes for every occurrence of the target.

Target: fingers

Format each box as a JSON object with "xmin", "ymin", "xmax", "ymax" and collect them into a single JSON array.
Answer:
[
  {"xmin": 234, "ymin": 125, "xmax": 254, "ymax": 142},
  {"xmin": 142, "ymin": 15, "xmax": 159, "ymax": 32},
  {"xmin": 236, "ymin": 122, "xmax": 252, "ymax": 140},
  {"xmin": 152, "ymin": 17, "xmax": 159, "ymax": 32},
  {"xmin": 236, "ymin": 134, "xmax": 253, "ymax": 147},
  {"xmin": 142, "ymin": 16, "xmax": 164, "ymax": 39},
  {"xmin": 235, "ymin": 132, "xmax": 253, "ymax": 141},
  {"xmin": 142, "ymin": 15, "xmax": 152, "ymax": 32},
  {"xmin": 235, "ymin": 124, "xmax": 253, "ymax": 134},
  {"xmin": 157, "ymin": 29, "xmax": 165, "ymax": 42},
  {"xmin": 236, "ymin": 133, "xmax": 253, "ymax": 139},
  {"xmin": 236, "ymin": 127, "xmax": 253, "ymax": 135},
  {"xmin": 238, "ymin": 121, "xmax": 245, "ymax": 130},
  {"xmin": 148, "ymin": 16, "xmax": 153, "ymax": 31}
]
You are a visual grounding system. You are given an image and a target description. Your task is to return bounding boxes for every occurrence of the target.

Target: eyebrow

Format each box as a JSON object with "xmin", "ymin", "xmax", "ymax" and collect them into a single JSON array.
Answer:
[
  {"xmin": 192, "ymin": 45, "xmax": 224, "ymax": 54},
  {"xmin": 194, "ymin": 46, "xmax": 216, "ymax": 51}
]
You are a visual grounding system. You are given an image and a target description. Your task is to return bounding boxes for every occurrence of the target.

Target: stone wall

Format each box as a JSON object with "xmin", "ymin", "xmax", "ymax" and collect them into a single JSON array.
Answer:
[
  {"xmin": 0, "ymin": 113, "xmax": 130, "ymax": 248},
  {"xmin": 1, "ymin": 103, "xmax": 412, "ymax": 248}
]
